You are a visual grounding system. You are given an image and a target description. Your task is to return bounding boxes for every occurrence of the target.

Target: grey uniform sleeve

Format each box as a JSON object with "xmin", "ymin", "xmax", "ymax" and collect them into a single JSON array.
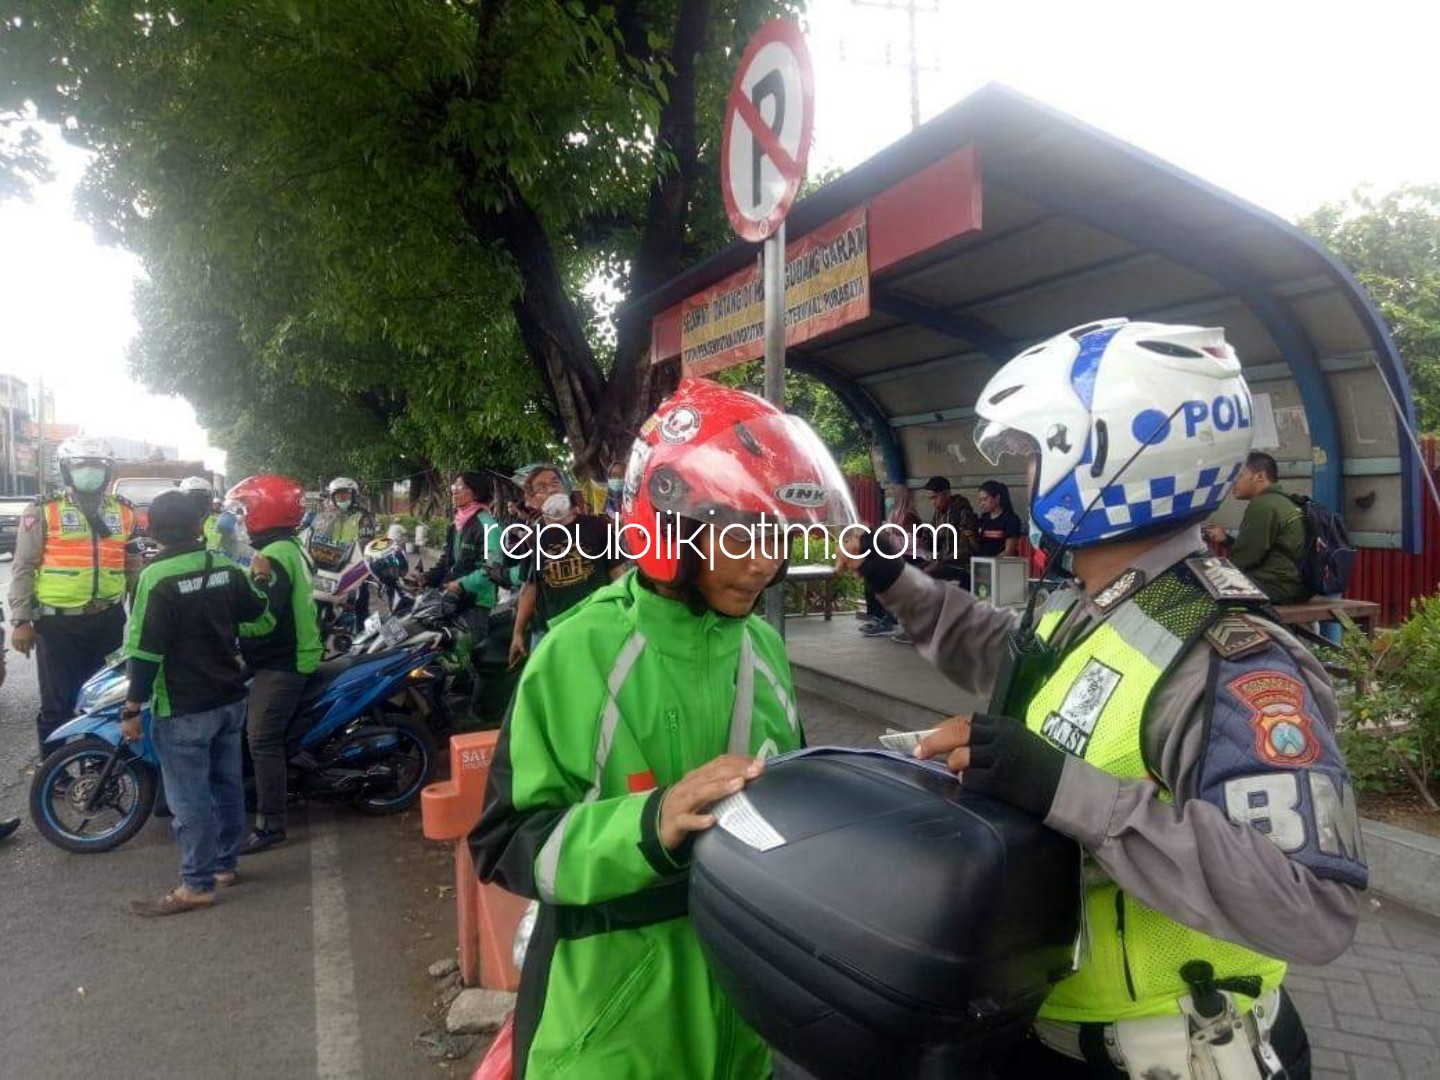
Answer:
[
  {"xmin": 7, "ymin": 505, "xmax": 46, "ymax": 622},
  {"xmin": 877, "ymin": 563, "xmax": 1020, "ymax": 699},
  {"xmin": 1044, "ymin": 628, "xmax": 1361, "ymax": 965}
]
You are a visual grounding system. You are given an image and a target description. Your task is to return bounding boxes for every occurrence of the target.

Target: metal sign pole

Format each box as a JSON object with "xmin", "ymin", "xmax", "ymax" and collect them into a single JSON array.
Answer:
[{"xmin": 763, "ymin": 220, "xmax": 787, "ymax": 637}]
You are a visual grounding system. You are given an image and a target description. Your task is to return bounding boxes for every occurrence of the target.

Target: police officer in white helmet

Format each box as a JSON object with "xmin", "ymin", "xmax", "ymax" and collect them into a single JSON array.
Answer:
[
  {"xmin": 8, "ymin": 437, "xmax": 138, "ymax": 749},
  {"xmin": 843, "ymin": 319, "xmax": 1364, "ymax": 1077}
]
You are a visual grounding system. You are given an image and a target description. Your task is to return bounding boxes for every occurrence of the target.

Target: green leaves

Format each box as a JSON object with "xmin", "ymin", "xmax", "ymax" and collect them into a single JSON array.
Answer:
[
  {"xmin": 5, "ymin": 0, "xmax": 805, "ymax": 483},
  {"xmin": 1301, "ymin": 184, "xmax": 1440, "ymax": 434}
]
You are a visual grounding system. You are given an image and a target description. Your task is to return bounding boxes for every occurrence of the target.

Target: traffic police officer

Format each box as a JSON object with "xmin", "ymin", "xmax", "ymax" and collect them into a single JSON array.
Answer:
[
  {"xmin": 846, "ymin": 320, "xmax": 1365, "ymax": 1078},
  {"xmin": 9, "ymin": 437, "xmax": 138, "ymax": 750}
]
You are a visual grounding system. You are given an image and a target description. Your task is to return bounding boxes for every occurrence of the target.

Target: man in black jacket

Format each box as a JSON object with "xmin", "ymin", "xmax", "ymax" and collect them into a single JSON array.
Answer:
[{"xmin": 123, "ymin": 490, "xmax": 273, "ymax": 916}]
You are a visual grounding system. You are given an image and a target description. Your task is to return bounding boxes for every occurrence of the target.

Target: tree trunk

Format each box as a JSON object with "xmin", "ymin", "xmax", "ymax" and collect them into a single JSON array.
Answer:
[{"xmin": 600, "ymin": 0, "xmax": 713, "ymax": 477}]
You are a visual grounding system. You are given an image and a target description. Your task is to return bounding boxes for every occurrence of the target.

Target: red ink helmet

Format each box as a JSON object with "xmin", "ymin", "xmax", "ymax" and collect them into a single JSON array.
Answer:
[{"xmin": 621, "ymin": 378, "xmax": 857, "ymax": 585}]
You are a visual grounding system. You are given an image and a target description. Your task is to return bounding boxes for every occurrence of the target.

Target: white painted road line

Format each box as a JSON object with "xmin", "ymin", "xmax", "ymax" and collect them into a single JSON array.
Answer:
[{"xmin": 310, "ymin": 814, "xmax": 363, "ymax": 1079}]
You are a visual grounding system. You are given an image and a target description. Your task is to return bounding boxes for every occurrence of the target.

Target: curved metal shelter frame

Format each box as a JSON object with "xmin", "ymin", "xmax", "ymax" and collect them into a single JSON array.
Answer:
[{"xmin": 633, "ymin": 84, "xmax": 1424, "ymax": 552}]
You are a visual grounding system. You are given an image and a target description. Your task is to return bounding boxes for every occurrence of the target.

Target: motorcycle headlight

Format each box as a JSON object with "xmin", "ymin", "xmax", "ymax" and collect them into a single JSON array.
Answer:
[{"xmin": 80, "ymin": 678, "xmax": 131, "ymax": 714}]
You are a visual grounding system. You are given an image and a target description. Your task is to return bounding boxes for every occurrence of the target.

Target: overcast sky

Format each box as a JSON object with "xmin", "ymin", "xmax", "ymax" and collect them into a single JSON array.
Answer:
[{"xmin": 1, "ymin": 0, "xmax": 1436, "ymax": 476}]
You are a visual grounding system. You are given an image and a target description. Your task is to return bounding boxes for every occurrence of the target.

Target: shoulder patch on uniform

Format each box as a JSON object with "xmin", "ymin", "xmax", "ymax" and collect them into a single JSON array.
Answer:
[
  {"xmin": 1205, "ymin": 614, "xmax": 1272, "ymax": 660},
  {"xmin": 1093, "ymin": 568, "xmax": 1146, "ymax": 611},
  {"xmin": 1227, "ymin": 669, "xmax": 1323, "ymax": 768},
  {"xmin": 1197, "ymin": 648, "xmax": 1368, "ymax": 889},
  {"xmin": 1186, "ymin": 556, "xmax": 1267, "ymax": 603}
]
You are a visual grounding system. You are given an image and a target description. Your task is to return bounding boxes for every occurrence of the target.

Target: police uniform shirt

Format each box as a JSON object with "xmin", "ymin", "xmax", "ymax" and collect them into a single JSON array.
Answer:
[{"xmin": 874, "ymin": 526, "xmax": 1362, "ymax": 967}]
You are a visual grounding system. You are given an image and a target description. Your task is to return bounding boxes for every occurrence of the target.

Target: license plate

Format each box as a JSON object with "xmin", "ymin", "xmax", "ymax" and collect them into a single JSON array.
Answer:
[{"xmin": 379, "ymin": 617, "xmax": 409, "ymax": 647}]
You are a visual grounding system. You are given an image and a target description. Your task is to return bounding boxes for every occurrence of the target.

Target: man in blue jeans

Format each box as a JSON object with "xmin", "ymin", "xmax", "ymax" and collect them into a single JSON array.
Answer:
[{"xmin": 122, "ymin": 490, "xmax": 273, "ymax": 917}]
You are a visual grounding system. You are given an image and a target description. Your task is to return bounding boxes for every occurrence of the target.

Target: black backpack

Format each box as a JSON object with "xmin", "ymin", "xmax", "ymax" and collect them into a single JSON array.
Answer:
[{"xmin": 1287, "ymin": 493, "xmax": 1356, "ymax": 596}]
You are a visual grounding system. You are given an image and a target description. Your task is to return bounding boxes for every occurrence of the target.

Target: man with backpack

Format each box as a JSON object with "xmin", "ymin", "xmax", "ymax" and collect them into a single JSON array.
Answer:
[{"xmin": 1203, "ymin": 451, "xmax": 1311, "ymax": 603}]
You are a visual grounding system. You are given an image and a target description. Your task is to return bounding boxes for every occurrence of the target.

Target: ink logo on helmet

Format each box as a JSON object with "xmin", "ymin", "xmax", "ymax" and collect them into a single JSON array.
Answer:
[
  {"xmin": 776, "ymin": 482, "xmax": 826, "ymax": 508},
  {"xmin": 658, "ymin": 406, "xmax": 702, "ymax": 444},
  {"xmin": 1228, "ymin": 670, "xmax": 1322, "ymax": 768}
]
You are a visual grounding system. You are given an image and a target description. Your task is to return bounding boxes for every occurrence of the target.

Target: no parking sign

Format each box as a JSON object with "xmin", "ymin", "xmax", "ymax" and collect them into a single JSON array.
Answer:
[{"xmin": 721, "ymin": 20, "xmax": 815, "ymax": 242}]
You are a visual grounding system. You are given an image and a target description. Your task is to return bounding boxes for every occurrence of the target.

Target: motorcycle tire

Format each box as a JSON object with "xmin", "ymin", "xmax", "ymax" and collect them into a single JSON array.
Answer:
[
  {"xmin": 29, "ymin": 737, "xmax": 158, "ymax": 854},
  {"xmin": 352, "ymin": 716, "xmax": 437, "ymax": 816}
]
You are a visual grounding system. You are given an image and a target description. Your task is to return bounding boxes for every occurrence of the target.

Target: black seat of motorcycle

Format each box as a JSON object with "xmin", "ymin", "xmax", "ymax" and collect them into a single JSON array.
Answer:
[{"xmin": 689, "ymin": 749, "xmax": 1080, "ymax": 1079}]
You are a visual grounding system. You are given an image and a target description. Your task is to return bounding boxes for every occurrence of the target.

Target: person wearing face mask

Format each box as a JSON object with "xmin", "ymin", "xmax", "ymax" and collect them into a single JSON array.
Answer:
[
  {"xmin": 423, "ymin": 471, "xmax": 502, "ymax": 640},
  {"xmin": 472, "ymin": 379, "xmax": 857, "ymax": 1079},
  {"xmin": 602, "ymin": 459, "xmax": 626, "ymax": 520},
  {"xmin": 508, "ymin": 465, "xmax": 625, "ymax": 667},
  {"xmin": 8, "ymin": 437, "xmax": 138, "ymax": 751}
]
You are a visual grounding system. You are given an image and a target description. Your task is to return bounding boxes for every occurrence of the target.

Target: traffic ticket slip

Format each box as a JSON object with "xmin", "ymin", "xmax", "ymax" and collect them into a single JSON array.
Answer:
[{"xmin": 878, "ymin": 727, "xmax": 938, "ymax": 753}]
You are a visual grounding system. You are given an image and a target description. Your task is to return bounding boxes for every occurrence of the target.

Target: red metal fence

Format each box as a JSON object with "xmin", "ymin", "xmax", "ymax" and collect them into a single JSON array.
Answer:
[{"xmin": 851, "ymin": 441, "xmax": 1440, "ymax": 627}]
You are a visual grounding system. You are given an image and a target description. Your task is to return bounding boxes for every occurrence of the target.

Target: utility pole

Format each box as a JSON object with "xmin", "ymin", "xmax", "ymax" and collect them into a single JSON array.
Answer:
[
  {"xmin": 36, "ymin": 374, "xmax": 46, "ymax": 494},
  {"xmin": 3, "ymin": 375, "xmax": 14, "ymax": 493},
  {"xmin": 847, "ymin": 0, "xmax": 939, "ymax": 131}
]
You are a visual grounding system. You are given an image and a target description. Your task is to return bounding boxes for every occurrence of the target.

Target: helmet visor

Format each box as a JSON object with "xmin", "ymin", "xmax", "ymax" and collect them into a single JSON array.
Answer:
[{"xmin": 646, "ymin": 414, "xmax": 859, "ymax": 531}]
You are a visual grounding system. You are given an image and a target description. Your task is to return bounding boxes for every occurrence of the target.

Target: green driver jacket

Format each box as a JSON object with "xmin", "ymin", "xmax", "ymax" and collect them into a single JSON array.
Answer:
[{"xmin": 470, "ymin": 571, "xmax": 804, "ymax": 1079}]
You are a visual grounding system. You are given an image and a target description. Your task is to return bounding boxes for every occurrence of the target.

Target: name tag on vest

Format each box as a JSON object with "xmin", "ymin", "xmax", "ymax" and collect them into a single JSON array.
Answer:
[{"xmin": 1041, "ymin": 659, "xmax": 1124, "ymax": 757}]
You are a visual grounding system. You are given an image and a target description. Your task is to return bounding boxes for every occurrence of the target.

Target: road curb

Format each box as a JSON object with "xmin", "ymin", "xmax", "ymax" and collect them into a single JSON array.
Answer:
[
  {"xmin": 791, "ymin": 661, "xmax": 946, "ymax": 732},
  {"xmin": 1361, "ymin": 818, "xmax": 1440, "ymax": 917}
]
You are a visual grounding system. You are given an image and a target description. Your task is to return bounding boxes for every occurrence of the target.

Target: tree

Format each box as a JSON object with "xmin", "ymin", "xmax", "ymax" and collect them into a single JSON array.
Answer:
[
  {"xmin": 1300, "ymin": 184, "xmax": 1440, "ymax": 433},
  {"xmin": 0, "ymin": 0, "xmax": 798, "ymax": 481}
]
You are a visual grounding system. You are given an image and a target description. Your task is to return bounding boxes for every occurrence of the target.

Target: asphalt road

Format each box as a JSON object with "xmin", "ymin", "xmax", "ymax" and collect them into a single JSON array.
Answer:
[{"xmin": 0, "ymin": 559, "xmax": 466, "ymax": 1079}]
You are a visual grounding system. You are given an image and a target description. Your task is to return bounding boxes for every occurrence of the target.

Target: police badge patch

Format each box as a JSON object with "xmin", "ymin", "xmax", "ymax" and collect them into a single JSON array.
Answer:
[
  {"xmin": 1228, "ymin": 670, "xmax": 1322, "ymax": 768},
  {"xmin": 1040, "ymin": 659, "xmax": 1123, "ymax": 757}
]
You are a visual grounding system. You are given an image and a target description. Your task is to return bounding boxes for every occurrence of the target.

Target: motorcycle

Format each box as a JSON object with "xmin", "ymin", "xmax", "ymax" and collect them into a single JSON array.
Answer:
[
  {"xmin": 350, "ymin": 588, "xmax": 519, "ymax": 735},
  {"xmin": 307, "ymin": 533, "xmax": 373, "ymax": 658},
  {"xmin": 29, "ymin": 646, "xmax": 440, "ymax": 854}
]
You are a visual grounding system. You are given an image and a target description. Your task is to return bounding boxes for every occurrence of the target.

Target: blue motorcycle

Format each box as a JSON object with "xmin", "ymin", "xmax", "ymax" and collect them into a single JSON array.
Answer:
[{"xmin": 29, "ymin": 646, "xmax": 440, "ymax": 853}]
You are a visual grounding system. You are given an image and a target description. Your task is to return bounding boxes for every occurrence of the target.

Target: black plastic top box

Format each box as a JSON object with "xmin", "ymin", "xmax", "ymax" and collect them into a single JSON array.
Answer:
[{"xmin": 690, "ymin": 749, "xmax": 1080, "ymax": 1079}]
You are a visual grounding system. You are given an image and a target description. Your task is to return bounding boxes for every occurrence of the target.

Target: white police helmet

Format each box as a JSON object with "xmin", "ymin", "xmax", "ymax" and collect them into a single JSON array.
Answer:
[
  {"xmin": 57, "ymin": 436, "xmax": 115, "ymax": 466},
  {"xmin": 974, "ymin": 318, "xmax": 1255, "ymax": 548},
  {"xmin": 179, "ymin": 475, "xmax": 213, "ymax": 495},
  {"xmin": 56, "ymin": 436, "xmax": 116, "ymax": 492},
  {"xmin": 327, "ymin": 476, "xmax": 359, "ymax": 496}
]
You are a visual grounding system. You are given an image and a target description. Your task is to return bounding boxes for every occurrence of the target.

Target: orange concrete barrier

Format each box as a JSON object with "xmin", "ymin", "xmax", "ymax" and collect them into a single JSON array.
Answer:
[{"xmin": 420, "ymin": 730, "xmax": 526, "ymax": 990}]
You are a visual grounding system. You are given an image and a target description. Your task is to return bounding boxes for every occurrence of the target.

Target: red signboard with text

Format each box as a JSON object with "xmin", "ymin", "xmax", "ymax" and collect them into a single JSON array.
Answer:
[{"xmin": 681, "ymin": 206, "xmax": 870, "ymax": 377}]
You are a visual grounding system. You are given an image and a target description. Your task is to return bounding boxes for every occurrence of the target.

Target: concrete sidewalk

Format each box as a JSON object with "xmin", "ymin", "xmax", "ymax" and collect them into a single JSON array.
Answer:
[{"xmin": 793, "ymin": 665, "xmax": 1440, "ymax": 1079}]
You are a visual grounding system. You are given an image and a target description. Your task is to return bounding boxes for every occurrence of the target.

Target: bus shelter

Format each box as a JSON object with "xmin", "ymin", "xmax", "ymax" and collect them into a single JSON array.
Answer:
[{"xmin": 629, "ymin": 83, "xmax": 1425, "ymax": 553}]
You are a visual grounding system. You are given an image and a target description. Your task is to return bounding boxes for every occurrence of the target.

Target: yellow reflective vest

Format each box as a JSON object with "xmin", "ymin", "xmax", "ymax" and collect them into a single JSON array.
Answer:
[
  {"xmin": 35, "ymin": 494, "xmax": 136, "ymax": 610},
  {"xmin": 1025, "ymin": 568, "xmax": 1287, "ymax": 1022}
]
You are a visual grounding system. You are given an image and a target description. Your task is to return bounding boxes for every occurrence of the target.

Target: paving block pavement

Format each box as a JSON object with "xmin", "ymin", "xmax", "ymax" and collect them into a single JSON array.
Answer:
[{"xmin": 796, "ymin": 687, "xmax": 1440, "ymax": 1079}]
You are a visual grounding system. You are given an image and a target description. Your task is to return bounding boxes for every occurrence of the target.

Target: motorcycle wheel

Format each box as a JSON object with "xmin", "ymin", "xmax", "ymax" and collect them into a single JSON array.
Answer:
[
  {"xmin": 352, "ymin": 717, "xmax": 437, "ymax": 815},
  {"xmin": 29, "ymin": 737, "xmax": 158, "ymax": 853}
]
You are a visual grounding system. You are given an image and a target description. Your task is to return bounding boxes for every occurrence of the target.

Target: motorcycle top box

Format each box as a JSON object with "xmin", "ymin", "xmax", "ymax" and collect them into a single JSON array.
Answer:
[{"xmin": 689, "ymin": 749, "xmax": 1081, "ymax": 1079}]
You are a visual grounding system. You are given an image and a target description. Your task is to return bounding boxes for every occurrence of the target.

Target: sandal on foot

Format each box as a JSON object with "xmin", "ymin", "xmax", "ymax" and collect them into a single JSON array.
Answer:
[{"xmin": 130, "ymin": 889, "xmax": 216, "ymax": 918}]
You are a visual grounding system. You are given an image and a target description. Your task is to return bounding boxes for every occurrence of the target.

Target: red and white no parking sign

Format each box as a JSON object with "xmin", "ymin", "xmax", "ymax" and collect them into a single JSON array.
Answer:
[{"xmin": 721, "ymin": 20, "xmax": 815, "ymax": 243}]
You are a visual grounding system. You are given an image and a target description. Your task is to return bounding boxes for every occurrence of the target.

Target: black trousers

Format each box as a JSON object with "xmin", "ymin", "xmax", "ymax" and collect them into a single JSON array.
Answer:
[
  {"xmin": 246, "ymin": 668, "xmax": 311, "ymax": 831},
  {"xmin": 35, "ymin": 604, "xmax": 126, "ymax": 749}
]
